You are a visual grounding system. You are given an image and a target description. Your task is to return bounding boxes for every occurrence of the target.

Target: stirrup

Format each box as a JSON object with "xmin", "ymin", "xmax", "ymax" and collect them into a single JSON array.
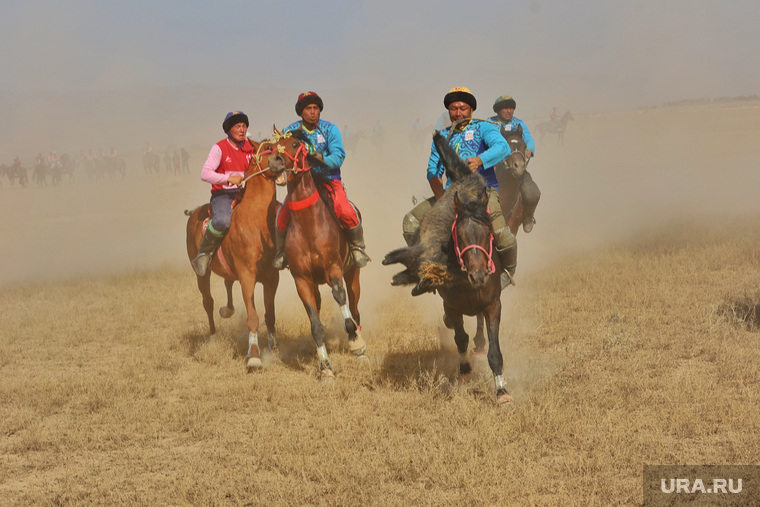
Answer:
[
  {"xmin": 500, "ymin": 271, "xmax": 515, "ymax": 290},
  {"xmin": 192, "ymin": 253, "xmax": 212, "ymax": 277},
  {"xmin": 272, "ymin": 251, "xmax": 288, "ymax": 270},
  {"xmin": 351, "ymin": 249, "xmax": 370, "ymax": 268},
  {"xmin": 523, "ymin": 216, "xmax": 536, "ymax": 233}
]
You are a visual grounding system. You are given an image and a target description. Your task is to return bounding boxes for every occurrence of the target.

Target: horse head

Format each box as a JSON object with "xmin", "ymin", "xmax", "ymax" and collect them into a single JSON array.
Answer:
[
  {"xmin": 265, "ymin": 127, "xmax": 322, "ymax": 185},
  {"xmin": 502, "ymin": 125, "xmax": 528, "ymax": 178},
  {"xmin": 452, "ymin": 186, "xmax": 495, "ymax": 288}
]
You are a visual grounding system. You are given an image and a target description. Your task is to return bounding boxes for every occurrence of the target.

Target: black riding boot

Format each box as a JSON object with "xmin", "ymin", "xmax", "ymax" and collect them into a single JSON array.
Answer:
[
  {"xmin": 272, "ymin": 229, "xmax": 288, "ymax": 270},
  {"xmin": 496, "ymin": 243, "xmax": 517, "ymax": 290},
  {"xmin": 345, "ymin": 223, "xmax": 370, "ymax": 268},
  {"xmin": 192, "ymin": 230, "xmax": 223, "ymax": 277}
]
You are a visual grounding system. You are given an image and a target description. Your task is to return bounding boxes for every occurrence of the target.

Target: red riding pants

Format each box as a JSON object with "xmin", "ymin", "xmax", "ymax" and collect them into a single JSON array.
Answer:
[{"xmin": 277, "ymin": 179, "xmax": 360, "ymax": 231}]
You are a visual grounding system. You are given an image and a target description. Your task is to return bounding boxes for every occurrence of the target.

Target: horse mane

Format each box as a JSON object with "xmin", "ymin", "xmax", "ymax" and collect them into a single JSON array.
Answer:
[
  {"xmin": 384, "ymin": 132, "xmax": 489, "ymax": 295},
  {"xmin": 433, "ymin": 132, "xmax": 471, "ymax": 184}
]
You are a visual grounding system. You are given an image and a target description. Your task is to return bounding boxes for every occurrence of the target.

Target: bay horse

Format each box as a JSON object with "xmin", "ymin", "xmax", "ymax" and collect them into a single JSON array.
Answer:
[
  {"xmin": 383, "ymin": 132, "xmax": 513, "ymax": 406},
  {"xmin": 266, "ymin": 128, "xmax": 367, "ymax": 379},
  {"xmin": 535, "ymin": 111, "xmax": 574, "ymax": 146},
  {"xmin": 185, "ymin": 135, "xmax": 287, "ymax": 371}
]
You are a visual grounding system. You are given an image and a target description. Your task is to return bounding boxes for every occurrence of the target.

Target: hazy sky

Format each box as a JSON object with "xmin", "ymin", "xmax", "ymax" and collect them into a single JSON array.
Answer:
[{"xmin": 2, "ymin": 0, "xmax": 758, "ymax": 112}]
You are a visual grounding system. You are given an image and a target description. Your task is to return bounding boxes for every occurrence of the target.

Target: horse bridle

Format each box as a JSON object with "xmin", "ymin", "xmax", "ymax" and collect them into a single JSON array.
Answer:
[
  {"xmin": 239, "ymin": 132, "xmax": 312, "ymax": 187},
  {"xmin": 451, "ymin": 214, "xmax": 496, "ymax": 274}
]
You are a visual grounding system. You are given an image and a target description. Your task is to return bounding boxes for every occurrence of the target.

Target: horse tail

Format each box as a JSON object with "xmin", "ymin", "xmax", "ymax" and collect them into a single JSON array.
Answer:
[
  {"xmin": 433, "ymin": 132, "xmax": 470, "ymax": 183},
  {"xmin": 184, "ymin": 208, "xmax": 197, "ymax": 216}
]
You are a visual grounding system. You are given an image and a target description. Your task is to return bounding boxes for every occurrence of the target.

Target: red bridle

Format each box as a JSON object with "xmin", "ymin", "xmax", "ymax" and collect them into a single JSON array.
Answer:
[
  {"xmin": 240, "ymin": 135, "xmax": 312, "ymax": 187},
  {"xmin": 451, "ymin": 214, "xmax": 496, "ymax": 274}
]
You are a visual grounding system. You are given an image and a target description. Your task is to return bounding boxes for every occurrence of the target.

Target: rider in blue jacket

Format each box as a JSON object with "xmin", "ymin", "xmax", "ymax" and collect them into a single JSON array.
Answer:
[
  {"xmin": 403, "ymin": 87, "xmax": 517, "ymax": 289},
  {"xmin": 489, "ymin": 95, "xmax": 541, "ymax": 233}
]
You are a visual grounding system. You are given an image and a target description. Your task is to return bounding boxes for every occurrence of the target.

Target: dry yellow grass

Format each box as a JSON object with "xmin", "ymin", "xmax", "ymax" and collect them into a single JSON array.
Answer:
[
  {"xmin": 2, "ymin": 217, "xmax": 760, "ymax": 505},
  {"xmin": 3, "ymin": 100, "xmax": 760, "ymax": 505}
]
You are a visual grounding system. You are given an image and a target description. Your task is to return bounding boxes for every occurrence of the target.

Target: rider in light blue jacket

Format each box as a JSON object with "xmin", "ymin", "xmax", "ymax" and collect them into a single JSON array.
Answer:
[
  {"xmin": 403, "ymin": 87, "xmax": 518, "ymax": 289},
  {"xmin": 489, "ymin": 95, "xmax": 541, "ymax": 233}
]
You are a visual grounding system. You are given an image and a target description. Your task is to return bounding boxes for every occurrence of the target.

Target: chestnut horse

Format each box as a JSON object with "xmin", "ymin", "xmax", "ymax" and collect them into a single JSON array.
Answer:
[
  {"xmin": 384, "ymin": 132, "xmax": 513, "ymax": 406},
  {"xmin": 185, "ymin": 135, "xmax": 288, "ymax": 371},
  {"xmin": 266, "ymin": 128, "xmax": 367, "ymax": 379}
]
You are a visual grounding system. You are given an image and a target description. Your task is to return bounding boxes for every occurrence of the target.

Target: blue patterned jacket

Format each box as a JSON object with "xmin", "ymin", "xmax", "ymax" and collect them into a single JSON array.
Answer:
[
  {"xmin": 488, "ymin": 115, "xmax": 536, "ymax": 155},
  {"xmin": 427, "ymin": 120, "xmax": 510, "ymax": 190},
  {"xmin": 284, "ymin": 119, "xmax": 346, "ymax": 180}
]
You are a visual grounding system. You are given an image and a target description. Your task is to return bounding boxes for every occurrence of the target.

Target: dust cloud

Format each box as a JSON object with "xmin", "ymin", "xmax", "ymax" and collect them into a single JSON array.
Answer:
[{"xmin": 2, "ymin": 90, "xmax": 760, "ymax": 336}]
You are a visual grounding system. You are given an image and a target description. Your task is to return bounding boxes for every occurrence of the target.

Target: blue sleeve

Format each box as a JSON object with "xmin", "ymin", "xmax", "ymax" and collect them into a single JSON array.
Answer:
[
  {"xmin": 426, "ymin": 137, "xmax": 443, "ymax": 181},
  {"xmin": 322, "ymin": 123, "xmax": 346, "ymax": 170},
  {"xmin": 518, "ymin": 119, "xmax": 536, "ymax": 154},
  {"xmin": 479, "ymin": 122, "xmax": 510, "ymax": 169}
]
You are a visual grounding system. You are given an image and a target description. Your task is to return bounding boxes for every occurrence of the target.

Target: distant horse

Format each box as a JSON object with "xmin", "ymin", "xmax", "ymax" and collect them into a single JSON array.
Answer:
[
  {"xmin": 383, "ymin": 132, "xmax": 513, "ymax": 406},
  {"xmin": 143, "ymin": 152, "xmax": 160, "ymax": 176},
  {"xmin": 60, "ymin": 154, "xmax": 76, "ymax": 183},
  {"xmin": 535, "ymin": 111, "xmax": 574, "ymax": 146},
  {"xmin": 103, "ymin": 157, "xmax": 126, "ymax": 180},
  {"xmin": 185, "ymin": 135, "xmax": 285, "ymax": 371},
  {"xmin": 267, "ymin": 128, "xmax": 367, "ymax": 379}
]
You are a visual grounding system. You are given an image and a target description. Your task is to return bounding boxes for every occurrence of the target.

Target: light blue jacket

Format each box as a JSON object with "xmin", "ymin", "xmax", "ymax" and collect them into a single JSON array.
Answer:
[
  {"xmin": 488, "ymin": 115, "xmax": 536, "ymax": 155},
  {"xmin": 428, "ymin": 120, "xmax": 509, "ymax": 189},
  {"xmin": 284, "ymin": 119, "xmax": 346, "ymax": 180}
]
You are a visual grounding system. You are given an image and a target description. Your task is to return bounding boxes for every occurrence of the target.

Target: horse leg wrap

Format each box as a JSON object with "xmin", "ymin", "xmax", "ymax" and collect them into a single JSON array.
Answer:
[
  {"xmin": 340, "ymin": 304, "xmax": 358, "ymax": 337},
  {"xmin": 246, "ymin": 332, "xmax": 262, "ymax": 370},
  {"xmin": 267, "ymin": 331, "xmax": 278, "ymax": 352},
  {"xmin": 493, "ymin": 374, "xmax": 505, "ymax": 391},
  {"xmin": 316, "ymin": 344, "xmax": 332, "ymax": 370},
  {"xmin": 247, "ymin": 332, "xmax": 259, "ymax": 357}
]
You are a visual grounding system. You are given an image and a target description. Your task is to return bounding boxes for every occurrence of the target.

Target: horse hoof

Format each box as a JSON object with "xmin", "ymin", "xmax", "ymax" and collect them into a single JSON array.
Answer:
[
  {"xmin": 457, "ymin": 372, "xmax": 473, "ymax": 385},
  {"xmin": 219, "ymin": 307, "xmax": 234, "ymax": 319},
  {"xmin": 320, "ymin": 368, "xmax": 335, "ymax": 383},
  {"xmin": 354, "ymin": 354, "xmax": 370, "ymax": 366},
  {"xmin": 349, "ymin": 336, "xmax": 367, "ymax": 356},
  {"xmin": 246, "ymin": 356, "xmax": 263, "ymax": 372},
  {"xmin": 496, "ymin": 392, "xmax": 515, "ymax": 407}
]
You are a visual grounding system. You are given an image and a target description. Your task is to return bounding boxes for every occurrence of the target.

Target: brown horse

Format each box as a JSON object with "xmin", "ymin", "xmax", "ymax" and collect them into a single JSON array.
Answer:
[
  {"xmin": 535, "ymin": 111, "xmax": 574, "ymax": 146},
  {"xmin": 266, "ymin": 128, "xmax": 367, "ymax": 379},
  {"xmin": 185, "ymin": 135, "xmax": 287, "ymax": 371},
  {"xmin": 467, "ymin": 126, "xmax": 531, "ymax": 354},
  {"xmin": 384, "ymin": 132, "xmax": 513, "ymax": 406}
]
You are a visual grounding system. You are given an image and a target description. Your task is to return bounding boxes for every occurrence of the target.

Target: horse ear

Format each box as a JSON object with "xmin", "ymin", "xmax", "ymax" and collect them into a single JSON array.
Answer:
[{"xmin": 273, "ymin": 125, "xmax": 282, "ymax": 137}]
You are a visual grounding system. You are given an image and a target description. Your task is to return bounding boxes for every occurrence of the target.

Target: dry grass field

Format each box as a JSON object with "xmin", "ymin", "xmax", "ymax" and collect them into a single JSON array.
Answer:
[{"xmin": 2, "ymin": 100, "xmax": 760, "ymax": 505}]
